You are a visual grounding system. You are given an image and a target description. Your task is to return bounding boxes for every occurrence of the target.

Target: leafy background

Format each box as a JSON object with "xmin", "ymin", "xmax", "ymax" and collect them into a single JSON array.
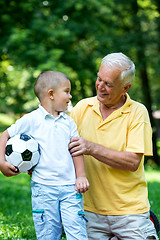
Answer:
[
  {"xmin": 0, "ymin": 0, "xmax": 160, "ymax": 238},
  {"xmin": 0, "ymin": 0, "xmax": 160, "ymax": 164}
]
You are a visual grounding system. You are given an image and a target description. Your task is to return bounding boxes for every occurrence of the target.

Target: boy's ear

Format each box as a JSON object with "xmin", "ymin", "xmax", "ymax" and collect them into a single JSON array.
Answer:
[{"xmin": 48, "ymin": 89, "xmax": 54, "ymax": 99}]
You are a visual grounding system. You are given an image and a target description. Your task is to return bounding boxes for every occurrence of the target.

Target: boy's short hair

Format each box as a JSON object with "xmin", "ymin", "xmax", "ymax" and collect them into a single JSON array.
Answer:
[{"xmin": 34, "ymin": 71, "xmax": 69, "ymax": 102}]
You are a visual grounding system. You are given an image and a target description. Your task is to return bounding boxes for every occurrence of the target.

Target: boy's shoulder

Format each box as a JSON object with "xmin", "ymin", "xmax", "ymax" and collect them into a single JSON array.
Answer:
[{"xmin": 23, "ymin": 108, "xmax": 39, "ymax": 117}]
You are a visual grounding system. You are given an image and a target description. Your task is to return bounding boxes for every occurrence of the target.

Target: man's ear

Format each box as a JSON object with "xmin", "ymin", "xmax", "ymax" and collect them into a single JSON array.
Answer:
[
  {"xmin": 48, "ymin": 89, "xmax": 54, "ymax": 99},
  {"xmin": 123, "ymin": 83, "xmax": 131, "ymax": 94}
]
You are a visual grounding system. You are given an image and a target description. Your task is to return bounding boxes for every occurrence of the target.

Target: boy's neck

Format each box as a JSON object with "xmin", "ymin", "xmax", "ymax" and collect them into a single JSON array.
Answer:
[{"xmin": 41, "ymin": 103, "xmax": 60, "ymax": 118}]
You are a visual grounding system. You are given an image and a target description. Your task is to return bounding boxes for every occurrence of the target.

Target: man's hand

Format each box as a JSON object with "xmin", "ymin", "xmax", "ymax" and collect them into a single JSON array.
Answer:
[
  {"xmin": 69, "ymin": 137, "xmax": 91, "ymax": 157},
  {"xmin": 75, "ymin": 176, "xmax": 89, "ymax": 193},
  {"xmin": 0, "ymin": 161, "xmax": 19, "ymax": 177}
]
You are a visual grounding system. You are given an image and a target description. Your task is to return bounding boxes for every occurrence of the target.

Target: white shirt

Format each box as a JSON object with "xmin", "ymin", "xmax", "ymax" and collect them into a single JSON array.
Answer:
[{"xmin": 7, "ymin": 105, "xmax": 78, "ymax": 185}]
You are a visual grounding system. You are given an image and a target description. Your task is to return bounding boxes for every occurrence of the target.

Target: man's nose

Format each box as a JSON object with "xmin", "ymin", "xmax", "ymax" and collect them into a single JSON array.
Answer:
[{"xmin": 99, "ymin": 81, "xmax": 105, "ymax": 90}]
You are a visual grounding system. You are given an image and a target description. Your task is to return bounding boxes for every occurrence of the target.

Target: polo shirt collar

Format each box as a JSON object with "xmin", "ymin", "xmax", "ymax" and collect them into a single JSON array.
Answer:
[
  {"xmin": 89, "ymin": 93, "xmax": 133, "ymax": 116},
  {"xmin": 38, "ymin": 104, "xmax": 67, "ymax": 119},
  {"xmin": 120, "ymin": 93, "xmax": 132, "ymax": 114}
]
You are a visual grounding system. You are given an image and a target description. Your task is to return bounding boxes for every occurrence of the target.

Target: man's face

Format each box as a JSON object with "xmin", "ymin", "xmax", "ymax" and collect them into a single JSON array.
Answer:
[{"xmin": 96, "ymin": 63, "xmax": 127, "ymax": 108}]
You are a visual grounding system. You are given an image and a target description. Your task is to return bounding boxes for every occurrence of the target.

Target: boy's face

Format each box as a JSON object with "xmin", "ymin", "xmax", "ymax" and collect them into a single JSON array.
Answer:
[{"xmin": 53, "ymin": 80, "xmax": 72, "ymax": 112}]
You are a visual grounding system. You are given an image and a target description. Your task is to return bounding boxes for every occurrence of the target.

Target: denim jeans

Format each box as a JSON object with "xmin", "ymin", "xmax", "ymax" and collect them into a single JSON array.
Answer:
[{"xmin": 31, "ymin": 181, "xmax": 88, "ymax": 240}]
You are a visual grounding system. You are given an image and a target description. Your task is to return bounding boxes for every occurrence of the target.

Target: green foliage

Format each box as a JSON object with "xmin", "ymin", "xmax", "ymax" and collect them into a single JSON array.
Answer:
[
  {"xmin": 0, "ymin": 113, "xmax": 16, "ymax": 134},
  {"xmin": 0, "ymin": 0, "xmax": 160, "ymax": 163},
  {"xmin": 0, "ymin": 0, "xmax": 160, "ymax": 113}
]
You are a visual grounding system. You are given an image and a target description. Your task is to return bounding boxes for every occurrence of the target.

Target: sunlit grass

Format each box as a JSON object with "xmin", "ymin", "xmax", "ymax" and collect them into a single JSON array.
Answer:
[
  {"xmin": 0, "ymin": 173, "xmax": 35, "ymax": 240},
  {"xmin": 0, "ymin": 113, "xmax": 16, "ymax": 134},
  {"xmin": 145, "ymin": 167, "xmax": 160, "ymax": 182}
]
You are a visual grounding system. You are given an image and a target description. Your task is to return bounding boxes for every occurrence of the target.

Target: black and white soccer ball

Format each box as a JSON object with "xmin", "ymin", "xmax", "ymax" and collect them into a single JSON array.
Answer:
[{"xmin": 5, "ymin": 134, "xmax": 40, "ymax": 173}]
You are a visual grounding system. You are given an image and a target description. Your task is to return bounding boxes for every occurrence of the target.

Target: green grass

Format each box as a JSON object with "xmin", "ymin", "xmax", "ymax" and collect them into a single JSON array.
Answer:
[
  {"xmin": 0, "ymin": 168, "xmax": 160, "ymax": 239},
  {"xmin": 0, "ymin": 173, "xmax": 35, "ymax": 239},
  {"xmin": 145, "ymin": 167, "xmax": 160, "ymax": 220},
  {"xmin": 0, "ymin": 173, "xmax": 67, "ymax": 240}
]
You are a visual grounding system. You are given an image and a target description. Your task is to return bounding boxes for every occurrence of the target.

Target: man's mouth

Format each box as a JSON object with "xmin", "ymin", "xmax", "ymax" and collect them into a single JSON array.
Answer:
[{"xmin": 99, "ymin": 92, "xmax": 108, "ymax": 96}]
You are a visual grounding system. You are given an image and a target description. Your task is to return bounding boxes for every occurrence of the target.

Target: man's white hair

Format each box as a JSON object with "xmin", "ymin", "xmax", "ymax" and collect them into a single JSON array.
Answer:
[{"xmin": 101, "ymin": 53, "xmax": 135, "ymax": 85}]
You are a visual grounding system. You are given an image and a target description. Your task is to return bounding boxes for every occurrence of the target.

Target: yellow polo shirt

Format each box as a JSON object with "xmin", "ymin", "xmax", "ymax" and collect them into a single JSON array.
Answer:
[{"xmin": 70, "ymin": 94, "xmax": 152, "ymax": 215}]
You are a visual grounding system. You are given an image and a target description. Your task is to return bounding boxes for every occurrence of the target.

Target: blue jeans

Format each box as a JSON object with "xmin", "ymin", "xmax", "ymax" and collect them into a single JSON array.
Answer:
[{"xmin": 31, "ymin": 181, "xmax": 88, "ymax": 240}]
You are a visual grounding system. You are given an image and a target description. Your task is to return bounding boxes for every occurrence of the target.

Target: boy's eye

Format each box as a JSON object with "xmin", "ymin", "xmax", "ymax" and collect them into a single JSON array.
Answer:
[{"xmin": 65, "ymin": 90, "xmax": 70, "ymax": 94}]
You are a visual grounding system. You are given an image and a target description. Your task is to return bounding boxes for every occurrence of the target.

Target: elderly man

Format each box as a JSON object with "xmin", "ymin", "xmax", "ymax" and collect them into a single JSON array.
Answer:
[{"xmin": 69, "ymin": 53, "xmax": 158, "ymax": 239}]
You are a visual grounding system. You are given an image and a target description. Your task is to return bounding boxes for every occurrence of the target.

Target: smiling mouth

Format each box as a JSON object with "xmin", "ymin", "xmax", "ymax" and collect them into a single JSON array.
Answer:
[{"xmin": 99, "ymin": 92, "xmax": 108, "ymax": 96}]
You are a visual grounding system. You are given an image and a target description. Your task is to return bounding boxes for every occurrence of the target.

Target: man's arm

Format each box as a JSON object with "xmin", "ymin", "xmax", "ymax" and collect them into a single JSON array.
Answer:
[
  {"xmin": 72, "ymin": 155, "xmax": 89, "ymax": 193},
  {"xmin": 0, "ymin": 130, "xmax": 19, "ymax": 177},
  {"xmin": 69, "ymin": 137, "xmax": 143, "ymax": 172}
]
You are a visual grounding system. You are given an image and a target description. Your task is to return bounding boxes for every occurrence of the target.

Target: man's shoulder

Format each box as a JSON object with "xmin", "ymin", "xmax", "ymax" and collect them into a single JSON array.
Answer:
[
  {"xmin": 128, "ymin": 97, "xmax": 150, "ymax": 122},
  {"xmin": 130, "ymin": 98, "xmax": 148, "ymax": 112},
  {"xmin": 75, "ymin": 96, "xmax": 97, "ymax": 108}
]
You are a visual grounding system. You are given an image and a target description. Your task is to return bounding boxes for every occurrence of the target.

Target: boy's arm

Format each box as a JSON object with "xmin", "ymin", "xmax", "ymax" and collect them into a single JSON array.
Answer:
[
  {"xmin": 72, "ymin": 155, "xmax": 89, "ymax": 193},
  {"xmin": 0, "ymin": 130, "xmax": 19, "ymax": 177}
]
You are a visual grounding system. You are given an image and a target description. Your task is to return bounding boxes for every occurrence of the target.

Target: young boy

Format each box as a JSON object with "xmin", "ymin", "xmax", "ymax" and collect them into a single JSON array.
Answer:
[{"xmin": 0, "ymin": 71, "xmax": 89, "ymax": 239}]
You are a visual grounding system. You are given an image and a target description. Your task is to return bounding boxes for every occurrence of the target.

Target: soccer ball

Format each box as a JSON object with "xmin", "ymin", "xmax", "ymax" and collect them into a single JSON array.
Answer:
[{"xmin": 5, "ymin": 134, "xmax": 40, "ymax": 173}]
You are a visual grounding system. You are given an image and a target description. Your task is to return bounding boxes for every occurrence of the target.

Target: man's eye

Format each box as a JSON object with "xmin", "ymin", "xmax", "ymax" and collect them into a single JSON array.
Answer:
[{"xmin": 106, "ymin": 84, "xmax": 113, "ymax": 88}]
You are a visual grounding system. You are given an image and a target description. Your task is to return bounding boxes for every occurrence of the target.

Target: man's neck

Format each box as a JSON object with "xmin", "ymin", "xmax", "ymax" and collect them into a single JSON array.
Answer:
[{"xmin": 100, "ymin": 95, "xmax": 126, "ymax": 120}]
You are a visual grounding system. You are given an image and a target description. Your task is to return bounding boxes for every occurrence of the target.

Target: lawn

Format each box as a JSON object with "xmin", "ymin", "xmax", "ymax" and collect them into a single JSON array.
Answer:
[
  {"xmin": 0, "ymin": 168, "xmax": 159, "ymax": 239},
  {"xmin": 0, "ymin": 173, "xmax": 67, "ymax": 240}
]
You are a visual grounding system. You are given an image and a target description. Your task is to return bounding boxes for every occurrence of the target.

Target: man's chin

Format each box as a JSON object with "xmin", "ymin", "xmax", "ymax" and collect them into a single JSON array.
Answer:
[{"xmin": 97, "ymin": 95, "xmax": 106, "ymax": 102}]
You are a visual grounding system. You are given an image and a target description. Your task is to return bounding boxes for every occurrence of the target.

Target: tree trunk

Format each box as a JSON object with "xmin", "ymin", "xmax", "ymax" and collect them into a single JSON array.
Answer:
[
  {"xmin": 139, "ymin": 66, "xmax": 159, "ymax": 164},
  {"xmin": 133, "ymin": 0, "xmax": 160, "ymax": 165}
]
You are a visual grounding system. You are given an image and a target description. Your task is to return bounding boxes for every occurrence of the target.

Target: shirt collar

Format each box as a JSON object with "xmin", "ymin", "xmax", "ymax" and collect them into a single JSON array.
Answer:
[
  {"xmin": 88, "ymin": 93, "xmax": 133, "ymax": 115},
  {"xmin": 120, "ymin": 93, "xmax": 132, "ymax": 114},
  {"xmin": 38, "ymin": 104, "xmax": 67, "ymax": 119}
]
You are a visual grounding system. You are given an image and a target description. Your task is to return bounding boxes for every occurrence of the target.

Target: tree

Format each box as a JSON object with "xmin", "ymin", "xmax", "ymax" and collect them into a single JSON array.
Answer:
[{"xmin": 0, "ymin": 0, "xmax": 159, "ymax": 163}]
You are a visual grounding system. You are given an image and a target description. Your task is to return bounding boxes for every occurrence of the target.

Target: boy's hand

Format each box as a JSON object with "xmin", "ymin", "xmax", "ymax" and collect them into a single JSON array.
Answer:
[
  {"xmin": 28, "ymin": 168, "xmax": 34, "ymax": 177},
  {"xmin": 75, "ymin": 176, "xmax": 89, "ymax": 193},
  {"xmin": 0, "ymin": 161, "xmax": 19, "ymax": 177}
]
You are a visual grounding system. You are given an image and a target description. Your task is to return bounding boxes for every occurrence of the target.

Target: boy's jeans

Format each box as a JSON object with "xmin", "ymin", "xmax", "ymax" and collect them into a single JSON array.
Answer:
[{"xmin": 31, "ymin": 181, "xmax": 88, "ymax": 240}]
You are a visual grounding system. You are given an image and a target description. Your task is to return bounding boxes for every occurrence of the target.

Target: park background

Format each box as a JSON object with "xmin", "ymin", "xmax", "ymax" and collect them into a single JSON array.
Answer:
[{"xmin": 0, "ymin": 0, "xmax": 160, "ymax": 239}]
